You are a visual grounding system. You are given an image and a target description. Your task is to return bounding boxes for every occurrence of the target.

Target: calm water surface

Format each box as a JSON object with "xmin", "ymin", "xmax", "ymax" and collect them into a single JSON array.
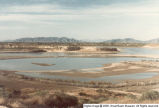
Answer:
[
  {"xmin": 0, "ymin": 57, "xmax": 154, "ymax": 71},
  {"xmin": 16, "ymin": 72, "xmax": 158, "ymax": 83},
  {"xmin": 120, "ymin": 47, "xmax": 159, "ymax": 55},
  {"xmin": 1, "ymin": 47, "xmax": 159, "ymax": 81}
]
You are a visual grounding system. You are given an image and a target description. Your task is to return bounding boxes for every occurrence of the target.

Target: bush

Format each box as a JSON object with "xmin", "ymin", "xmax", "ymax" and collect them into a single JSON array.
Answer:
[
  {"xmin": 127, "ymin": 94, "xmax": 137, "ymax": 99},
  {"xmin": 66, "ymin": 46, "xmax": 81, "ymax": 51},
  {"xmin": 44, "ymin": 93, "xmax": 78, "ymax": 108},
  {"xmin": 8, "ymin": 90, "xmax": 21, "ymax": 98},
  {"xmin": 97, "ymin": 47, "xmax": 118, "ymax": 51},
  {"xmin": 23, "ymin": 96, "xmax": 43, "ymax": 106},
  {"xmin": 79, "ymin": 92, "xmax": 88, "ymax": 96},
  {"xmin": 30, "ymin": 49, "xmax": 47, "ymax": 53},
  {"xmin": 140, "ymin": 91, "xmax": 159, "ymax": 100}
]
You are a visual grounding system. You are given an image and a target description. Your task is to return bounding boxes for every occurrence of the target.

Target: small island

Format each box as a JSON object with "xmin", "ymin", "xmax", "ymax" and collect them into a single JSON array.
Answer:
[{"xmin": 32, "ymin": 62, "xmax": 55, "ymax": 66}]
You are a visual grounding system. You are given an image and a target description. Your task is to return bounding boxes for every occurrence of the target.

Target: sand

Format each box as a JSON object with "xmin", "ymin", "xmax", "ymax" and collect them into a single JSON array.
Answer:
[
  {"xmin": 1, "ymin": 59, "xmax": 159, "ymax": 105},
  {"xmin": 143, "ymin": 44, "xmax": 159, "ymax": 48},
  {"xmin": 13, "ymin": 60, "xmax": 159, "ymax": 80}
]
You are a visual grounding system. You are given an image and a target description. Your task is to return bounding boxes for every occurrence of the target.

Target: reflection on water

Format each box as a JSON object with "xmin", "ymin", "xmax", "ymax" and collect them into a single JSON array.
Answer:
[{"xmin": 16, "ymin": 72, "xmax": 158, "ymax": 83}]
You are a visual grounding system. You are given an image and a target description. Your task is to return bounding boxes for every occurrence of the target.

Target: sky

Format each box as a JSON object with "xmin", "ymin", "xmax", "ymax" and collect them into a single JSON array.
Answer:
[{"xmin": 0, "ymin": 0, "xmax": 159, "ymax": 41}]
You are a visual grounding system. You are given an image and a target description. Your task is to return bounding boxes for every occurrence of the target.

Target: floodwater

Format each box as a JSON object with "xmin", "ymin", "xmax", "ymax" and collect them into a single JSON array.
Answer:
[
  {"xmin": 0, "ymin": 57, "xmax": 154, "ymax": 71},
  {"xmin": 0, "ymin": 47, "xmax": 159, "ymax": 82}
]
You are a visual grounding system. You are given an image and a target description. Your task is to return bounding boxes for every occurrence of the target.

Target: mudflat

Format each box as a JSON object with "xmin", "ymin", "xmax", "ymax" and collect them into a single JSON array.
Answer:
[{"xmin": 40, "ymin": 60, "xmax": 159, "ymax": 78}]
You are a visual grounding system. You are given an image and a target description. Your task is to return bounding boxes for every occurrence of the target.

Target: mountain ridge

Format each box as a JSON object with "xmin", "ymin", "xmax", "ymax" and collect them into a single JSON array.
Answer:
[
  {"xmin": 3, "ymin": 37, "xmax": 159, "ymax": 43},
  {"xmin": 6, "ymin": 37, "xmax": 80, "ymax": 43}
]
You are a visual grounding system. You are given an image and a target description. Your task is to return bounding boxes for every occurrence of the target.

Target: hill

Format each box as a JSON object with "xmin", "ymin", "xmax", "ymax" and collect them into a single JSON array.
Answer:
[
  {"xmin": 3, "ymin": 37, "xmax": 159, "ymax": 44},
  {"xmin": 104, "ymin": 38, "xmax": 142, "ymax": 43},
  {"xmin": 9, "ymin": 37, "xmax": 80, "ymax": 43},
  {"xmin": 146, "ymin": 38, "xmax": 159, "ymax": 43}
]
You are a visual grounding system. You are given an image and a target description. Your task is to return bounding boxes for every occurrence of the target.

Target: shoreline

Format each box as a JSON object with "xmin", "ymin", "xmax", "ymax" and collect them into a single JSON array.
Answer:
[
  {"xmin": 1, "ymin": 47, "xmax": 159, "ymax": 106},
  {"xmin": 1, "ymin": 53, "xmax": 159, "ymax": 60},
  {"xmin": 13, "ymin": 60, "xmax": 159, "ymax": 79},
  {"xmin": 1, "ymin": 60, "xmax": 159, "ymax": 106}
]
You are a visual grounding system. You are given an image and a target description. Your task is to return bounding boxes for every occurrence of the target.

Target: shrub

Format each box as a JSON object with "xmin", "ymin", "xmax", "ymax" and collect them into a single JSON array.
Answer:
[
  {"xmin": 66, "ymin": 46, "xmax": 81, "ymax": 51},
  {"xmin": 97, "ymin": 47, "xmax": 118, "ymax": 51},
  {"xmin": 23, "ymin": 96, "xmax": 43, "ymax": 105},
  {"xmin": 140, "ymin": 91, "xmax": 159, "ymax": 100},
  {"xmin": 30, "ymin": 49, "xmax": 47, "ymax": 53},
  {"xmin": 44, "ymin": 93, "xmax": 78, "ymax": 108},
  {"xmin": 9, "ymin": 101, "xmax": 22, "ymax": 108},
  {"xmin": 79, "ymin": 92, "xmax": 88, "ymax": 96},
  {"xmin": 8, "ymin": 90, "xmax": 21, "ymax": 98},
  {"xmin": 127, "ymin": 94, "xmax": 137, "ymax": 99}
]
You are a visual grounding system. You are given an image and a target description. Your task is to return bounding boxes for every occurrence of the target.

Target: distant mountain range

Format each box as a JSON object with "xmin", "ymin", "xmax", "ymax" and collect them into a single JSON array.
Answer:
[
  {"xmin": 104, "ymin": 38, "xmax": 142, "ymax": 43},
  {"xmin": 104, "ymin": 38, "xmax": 159, "ymax": 43},
  {"xmin": 147, "ymin": 38, "xmax": 159, "ymax": 43},
  {"xmin": 3, "ymin": 37, "xmax": 159, "ymax": 43},
  {"xmin": 6, "ymin": 37, "xmax": 80, "ymax": 43}
]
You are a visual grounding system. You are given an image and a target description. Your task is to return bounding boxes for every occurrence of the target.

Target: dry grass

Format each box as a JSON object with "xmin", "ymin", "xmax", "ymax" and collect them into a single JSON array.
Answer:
[
  {"xmin": 23, "ymin": 96, "xmax": 43, "ymax": 106},
  {"xmin": 97, "ymin": 47, "xmax": 118, "ymax": 51},
  {"xmin": 66, "ymin": 46, "xmax": 81, "ymax": 51},
  {"xmin": 9, "ymin": 89, "xmax": 79, "ymax": 108},
  {"xmin": 79, "ymin": 92, "xmax": 89, "ymax": 97},
  {"xmin": 101, "ymin": 97, "xmax": 137, "ymax": 104},
  {"xmin": 2, "ymin": 86, "xmax": 159, "ymax": 107},
  {"xmin": 0, "ymin": 98, "xmax": 5, "ymax": 105},
  {"xmin": 140, "ymin": 91, "xmax": 159, "ymax": 100},
  {"xmin": 9, "ymin": 101, "xmax": 22, "ymax": 108},
  {"xmin": 44, "ymin": 93, "xmax": 78, "ymax": 108}
]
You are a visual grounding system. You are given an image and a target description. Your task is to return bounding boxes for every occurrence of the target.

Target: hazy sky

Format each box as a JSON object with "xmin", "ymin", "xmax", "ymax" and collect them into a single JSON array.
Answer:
[{"xmin": 0, "ymin": 0, "xmax": 159, "ymax": 41}]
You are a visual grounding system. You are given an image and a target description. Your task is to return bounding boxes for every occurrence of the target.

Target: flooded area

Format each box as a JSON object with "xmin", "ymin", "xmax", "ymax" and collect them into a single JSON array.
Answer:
[
  {"xmin": 0, "ymin": 47, "xmax": 159, "ymax": 82},
  {"xmin": 0, "ymin": 57, "xmax": 154, "ymax": 71}
]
